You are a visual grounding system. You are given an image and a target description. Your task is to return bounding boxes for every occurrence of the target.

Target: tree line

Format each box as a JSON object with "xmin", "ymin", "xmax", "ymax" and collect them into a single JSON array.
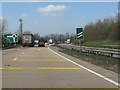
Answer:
[
  {"xmin": 43, "ymin": 33, "xmax": 77, "ymax": 44},
  {"xmin": 43, "ymin": 12, "xmax": 119, "ymax": 45},
  {"xmin": 84, "ymin": 12, "xmax": 119, "ymax": 42},
  {"xmin": 0, "ymin": 11, "xmax": 119, "ymax": 46}
]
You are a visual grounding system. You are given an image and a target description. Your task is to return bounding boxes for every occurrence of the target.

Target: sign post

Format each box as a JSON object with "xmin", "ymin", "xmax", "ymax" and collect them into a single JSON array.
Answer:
[{"xmin": 76, "ymin": 28, "xmax": 83, "ymax": 52}]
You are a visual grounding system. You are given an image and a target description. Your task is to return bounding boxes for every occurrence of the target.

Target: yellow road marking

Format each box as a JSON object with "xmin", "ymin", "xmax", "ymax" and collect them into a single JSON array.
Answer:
[
  {"xmin": 20, "ymin": 53, "xmax": 54, "ymax": 55},
  {"xmin": 19, "ymin": 55, "xmax": 57, "ymax": 57},
  {"xmin": 20, "ymin": 52, "xmax": 47, "ymax": 54},
  {"xmin": 11, "ymin": 59, "xmax": 66, "ymax": 62},
  {"xmin": 0, "ymin": 67, "xmax": 26, "ymax": 70},
  {"xmin": 32, "ymin": 67, "xmax": 81, "ymax": 70},
  {"xmin": 0, "ymin": 67, "xmax": 80, "ymax": 70},
  {"xmin": 19, "ymin": 54, "xmax": 56, "ymax": 57}
]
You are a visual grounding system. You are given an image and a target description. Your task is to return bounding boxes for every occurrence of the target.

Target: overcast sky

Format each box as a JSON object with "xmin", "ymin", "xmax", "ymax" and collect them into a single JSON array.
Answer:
[{"xmin": 1, "ymin": 1, "xmax": 118, "ymax": 36}]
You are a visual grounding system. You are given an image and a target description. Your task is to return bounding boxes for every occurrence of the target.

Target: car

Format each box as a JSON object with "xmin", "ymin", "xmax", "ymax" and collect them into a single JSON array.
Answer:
[
  {"xmin": 38, "ymin": 42, "xmax": 45, "ymax": 47},
  {"xmin": 34, "ymin": 40, "xmax": 39, "ymax": 47},
  {"xmin": 45, "ymin": 42, "xmax": 49, "ymax": 45}
]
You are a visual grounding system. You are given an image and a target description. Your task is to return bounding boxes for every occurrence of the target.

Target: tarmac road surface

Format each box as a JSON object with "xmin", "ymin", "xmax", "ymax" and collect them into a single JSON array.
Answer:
[{"xmin": 1, "ymin": 46, "xmax": 119, "ymax": 88}]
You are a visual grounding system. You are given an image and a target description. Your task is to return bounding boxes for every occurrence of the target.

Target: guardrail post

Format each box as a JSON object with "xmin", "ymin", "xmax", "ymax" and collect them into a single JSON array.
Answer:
[{"xmin": 79, "ymin": 39, "xmax": 82, "ymax": 53}]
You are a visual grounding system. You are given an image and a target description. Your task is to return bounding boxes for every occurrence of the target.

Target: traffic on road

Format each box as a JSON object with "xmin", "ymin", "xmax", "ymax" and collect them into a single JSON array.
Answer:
[{"xmin": 1, "ymin": 1, "xmax": 119, "ymax": 89}]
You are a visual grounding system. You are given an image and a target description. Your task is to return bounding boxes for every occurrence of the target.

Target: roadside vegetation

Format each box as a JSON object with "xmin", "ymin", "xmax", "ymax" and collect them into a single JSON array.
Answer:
[
  {"xmin": 54, "ymin": 45, "xmax": 118, "ymax": 73},
  {"xmin": 83, "ymin": 12, "xmax": 119, "ymax": 49},
  {"xmin": 45, "ymin": 12, "xmax": 119, "ymax": 49},
  {"xmin": 82, "ymin": 40, "xmax": 120, "ymax": 49},
  {"xmin": 1, "ymin": 12, "xmax": 119, "ymax": 49}
]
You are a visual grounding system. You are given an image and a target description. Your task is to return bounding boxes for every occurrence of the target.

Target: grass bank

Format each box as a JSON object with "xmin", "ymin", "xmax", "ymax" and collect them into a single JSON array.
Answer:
[
  {"xmin": 82, "ymin": 40, "xmax": 120, "ymax": 49},
  {"xmin": 55, "ymin": 45, "xmax": 118, "ymax": 73}
]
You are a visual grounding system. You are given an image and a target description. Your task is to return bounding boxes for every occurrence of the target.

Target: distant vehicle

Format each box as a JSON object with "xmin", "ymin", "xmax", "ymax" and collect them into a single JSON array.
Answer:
[
  {"xmin": 65, "ymin": 39, "xmax": 71, "ymax": 44},
  {"xmin": 22, "ymin": 34, "xmax": 34, "ymax": 47},
  {"xmin": 45, "ymin": 42, "xmax": 49, "ymax": 45},
  {"xmin": 38, "ymin": 41, "xmax": 45, "ymax": 47},
  {"xmin": 34, "ymin": 40, "xmax": 39, "ymax": 46},
  {"xmin": 49, "ymin": 39, "xmax": 53, "ymax": 44}
]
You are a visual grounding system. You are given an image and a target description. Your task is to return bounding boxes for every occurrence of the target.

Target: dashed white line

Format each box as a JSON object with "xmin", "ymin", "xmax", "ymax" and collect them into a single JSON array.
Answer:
[{"xmin": 48, "ymin": 47, "xmax": 120, "ymax": 87}]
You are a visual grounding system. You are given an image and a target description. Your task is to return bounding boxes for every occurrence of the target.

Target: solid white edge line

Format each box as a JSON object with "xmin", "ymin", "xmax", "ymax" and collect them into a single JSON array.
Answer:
[{"xmin": 48, "ymin": 47, "xmax": 120, "ymax": 87}]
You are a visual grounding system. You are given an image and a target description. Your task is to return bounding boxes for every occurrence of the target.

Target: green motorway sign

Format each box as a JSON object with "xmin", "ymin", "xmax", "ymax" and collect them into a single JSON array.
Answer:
[
  {"xmin": 76, "ymin": 28, "xmax": 83, "ymax": 39},
  {"xmin": 3, "ymin": 34, "xmax": 18, "ymax": 43}
]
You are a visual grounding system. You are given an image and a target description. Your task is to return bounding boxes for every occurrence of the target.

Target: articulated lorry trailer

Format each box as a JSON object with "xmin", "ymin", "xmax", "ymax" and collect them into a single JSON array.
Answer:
[{"xmin": 22, "ymin": 34, "xmax": 34, "ymax": 47}]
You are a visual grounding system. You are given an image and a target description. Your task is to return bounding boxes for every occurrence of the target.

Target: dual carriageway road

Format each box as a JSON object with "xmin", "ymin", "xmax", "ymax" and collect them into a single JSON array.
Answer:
[{"xmin": 1, "ymin": 46, "xmax": 119, "ymax": 88}]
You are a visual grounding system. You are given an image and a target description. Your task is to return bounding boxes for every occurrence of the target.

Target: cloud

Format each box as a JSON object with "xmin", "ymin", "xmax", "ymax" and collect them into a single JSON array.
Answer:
[
  {"xmin": 19, "ymin": 13, "xmax": 28, "ymax": 19},
  {"xmin": 38, "ymin": 5, "xmax": 67, "ymax": 16}
]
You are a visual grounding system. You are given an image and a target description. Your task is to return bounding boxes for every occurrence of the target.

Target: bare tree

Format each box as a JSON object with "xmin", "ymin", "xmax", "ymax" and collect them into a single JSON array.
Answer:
[
  {"xmin": 23, "ymin": 30, "xmax": 32, "ymax": 34},
  {"xmin": 0, "ymin": 18, "xmax": 8, "ymax": 46},
  {"xmin": 84, "ymin": 14, "xmax": 119, "ymax": 42},
  {"xmin": 34, "ymin": 33, "xmax": 40, "ymax": 40},
  {"xmin": 0, "ymin": 18, "xmax": 8, "ymax": 34}
]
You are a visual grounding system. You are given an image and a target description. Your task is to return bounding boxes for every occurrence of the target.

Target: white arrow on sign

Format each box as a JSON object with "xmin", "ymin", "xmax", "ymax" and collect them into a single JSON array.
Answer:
[{"xmin": 7, "ymin": 34, "xmax": 17, "ymax": 42}]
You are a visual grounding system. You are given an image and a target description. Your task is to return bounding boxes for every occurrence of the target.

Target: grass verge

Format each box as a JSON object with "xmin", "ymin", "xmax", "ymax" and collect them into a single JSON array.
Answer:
[
  {"xmin": 82, "ymin": 40, "xmax": 120, "ymax": 49},
  {"xmin": 54, "ymin": 45, "xmax": 118, "ymax": 73}
]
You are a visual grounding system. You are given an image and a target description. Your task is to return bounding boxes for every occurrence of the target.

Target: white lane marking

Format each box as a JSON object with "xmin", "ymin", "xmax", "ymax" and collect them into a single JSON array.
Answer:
[
  {"xmin": 38, "ymin": 49, "xmax": 41, "ymax": 51},
  {"xmin": 12, "ymin": 57, "xmax": 18, "ymax": 61},
  {"xmin": 48, "ymin": 47, "xmax": 120, "ymax": 87},
  {"xmin": 17, "ymin": 49, "xmax": 20, "ymax": 50}
]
